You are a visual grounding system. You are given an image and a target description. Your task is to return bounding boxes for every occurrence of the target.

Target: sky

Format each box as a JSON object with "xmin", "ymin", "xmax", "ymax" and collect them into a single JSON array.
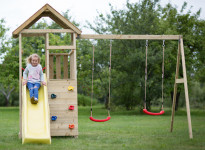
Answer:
[{"xmin": 0, "ymin": 0, "xmax": 205, "ymax": 37}]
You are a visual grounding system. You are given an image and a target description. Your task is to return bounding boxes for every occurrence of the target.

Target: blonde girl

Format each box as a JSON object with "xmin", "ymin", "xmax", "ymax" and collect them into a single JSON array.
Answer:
[{"xmin": 23, "ymin": 54, "xmax": 46, "ymax": 104}]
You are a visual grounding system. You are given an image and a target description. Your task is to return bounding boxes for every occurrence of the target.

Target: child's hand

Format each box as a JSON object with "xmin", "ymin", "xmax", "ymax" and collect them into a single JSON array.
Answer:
[
  {"xmin": 42, "ymin": 81, "xmax": 47, "ymax": 86},
  {"xmin": 23, "ymin": 80, "xmax": 27, "ymax": 85}
]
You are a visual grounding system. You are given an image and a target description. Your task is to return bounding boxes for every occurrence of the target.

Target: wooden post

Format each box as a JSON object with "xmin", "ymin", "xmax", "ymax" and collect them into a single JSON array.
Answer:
[
  {"xmin": 19, "ymin": 33, "xmax": 22, "ymax": 138},
  {"xmin": 70, "ymin": 33, "xmax": 76, "ymax": 80},
  {"xmin": 170, "ymin": 41, "xmax": 181, "ymax": 132},
  {"xmin": 180, "ymin": 37, "xmax": 193, "ymax": 139},
  {"xmin": 45, "ymin": 33, "xmax": 49, "ymax": 80}
]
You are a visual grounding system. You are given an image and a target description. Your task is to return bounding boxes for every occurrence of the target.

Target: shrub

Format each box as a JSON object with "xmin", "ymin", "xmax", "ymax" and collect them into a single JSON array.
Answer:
[{"xmin": 78, "ymin": 94, "xmax": 98, "ymax": 106}]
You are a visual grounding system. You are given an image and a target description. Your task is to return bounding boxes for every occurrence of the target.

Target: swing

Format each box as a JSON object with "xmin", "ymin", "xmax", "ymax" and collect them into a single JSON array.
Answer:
[
  {"xmin": 143, "ymin": 40, "xmax": 165, "ymax": 116},
  {"xmin": 89, "ymin": 41, "xmax": 112, "ymax": 122}
]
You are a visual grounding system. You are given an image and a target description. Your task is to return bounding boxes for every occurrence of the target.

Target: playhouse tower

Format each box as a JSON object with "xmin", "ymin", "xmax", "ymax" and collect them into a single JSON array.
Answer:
[{"xmin": 13, "ymin": 4, "xmax": 81, "ymax": 137}]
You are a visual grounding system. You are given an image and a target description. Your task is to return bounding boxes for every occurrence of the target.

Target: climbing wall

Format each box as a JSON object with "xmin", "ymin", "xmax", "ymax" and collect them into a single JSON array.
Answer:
[{"xmin": 48, "ymin": 79, "xmax": 78, "ymax": 137}]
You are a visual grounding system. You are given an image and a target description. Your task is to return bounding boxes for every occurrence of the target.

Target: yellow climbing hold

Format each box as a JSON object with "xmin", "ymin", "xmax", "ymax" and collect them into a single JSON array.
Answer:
[{"xmin": 68, "ymin": 86, "xmax": 74, "ymax": 91}]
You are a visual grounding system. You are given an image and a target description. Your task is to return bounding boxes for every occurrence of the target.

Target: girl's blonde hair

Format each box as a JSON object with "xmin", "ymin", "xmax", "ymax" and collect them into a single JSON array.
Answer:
[{"xmin": 26, "ymin": 53, "xmax": 41, "ymax": 64}]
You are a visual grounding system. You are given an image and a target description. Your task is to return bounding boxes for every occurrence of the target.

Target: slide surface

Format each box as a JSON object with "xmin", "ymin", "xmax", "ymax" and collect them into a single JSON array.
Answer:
[{"xmin": 22, "ymin": 74, "xmax": 51, "ymax": 144}]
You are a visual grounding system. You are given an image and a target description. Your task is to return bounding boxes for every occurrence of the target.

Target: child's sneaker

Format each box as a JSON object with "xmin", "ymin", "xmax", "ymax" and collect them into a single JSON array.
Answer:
[
  {"xmin": 34, "ymin": 98, "xmax": 38, "ymax": 104},
  {"xmin": 30, "ymin": 96, "xmax": 35, "ymax": 104}
]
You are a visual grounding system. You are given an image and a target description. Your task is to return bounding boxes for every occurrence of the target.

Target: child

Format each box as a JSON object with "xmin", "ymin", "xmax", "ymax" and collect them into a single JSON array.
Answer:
[{"xmin": 23, "ymin": 54, "xmax": 46, "ymax": 104}]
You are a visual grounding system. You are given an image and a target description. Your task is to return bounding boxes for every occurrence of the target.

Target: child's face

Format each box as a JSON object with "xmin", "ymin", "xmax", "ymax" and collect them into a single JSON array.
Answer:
[{"xmin": 31, "ymin": 57, "xmax": 39, "ymax": 67}]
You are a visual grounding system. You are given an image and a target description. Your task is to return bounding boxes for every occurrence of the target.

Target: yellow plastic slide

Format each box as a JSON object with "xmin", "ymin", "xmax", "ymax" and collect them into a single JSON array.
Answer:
[{"xmin": 22, "ymin": 74, "xmax": 51, "ymax": 144}]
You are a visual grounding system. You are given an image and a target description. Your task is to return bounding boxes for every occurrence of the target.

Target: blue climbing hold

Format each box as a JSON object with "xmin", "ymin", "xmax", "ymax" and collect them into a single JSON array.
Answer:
[{"xmin": 51, "ymin": 116, "xmax": 57, "ymax": 121}]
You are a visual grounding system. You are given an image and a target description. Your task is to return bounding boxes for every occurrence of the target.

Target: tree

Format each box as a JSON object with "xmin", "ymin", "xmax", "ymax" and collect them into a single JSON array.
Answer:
[{"xmin": 86, "ymin": 0, "xmax": 205, "ymax": 110}]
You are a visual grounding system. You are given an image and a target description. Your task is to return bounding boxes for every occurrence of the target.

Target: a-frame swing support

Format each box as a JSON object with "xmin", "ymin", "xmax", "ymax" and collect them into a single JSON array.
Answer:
[
  {"xmin": 79, "ymin": 34, "xmax": 193, "ymax": 139},
  {"xmin": 170, "ymin": 36, "xmax": 193, "ymax": 139}
]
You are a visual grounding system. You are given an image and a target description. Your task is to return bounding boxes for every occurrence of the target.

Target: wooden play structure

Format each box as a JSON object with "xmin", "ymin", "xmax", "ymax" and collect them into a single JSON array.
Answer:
[{"xmin": 13, "ymin": 3, "xmax": 193, "ymax": 142}]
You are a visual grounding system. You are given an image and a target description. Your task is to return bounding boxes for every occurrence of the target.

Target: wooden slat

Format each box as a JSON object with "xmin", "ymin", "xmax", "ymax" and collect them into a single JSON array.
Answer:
[
  {"xmin": 49, "ymin": 55, "xmax": 54, "ymax": 79},
  {"xmin": 49, "ymin": 53, "xmax": 69, "ymax": 56},
  {"xmin": 50, "ymin": 124, "xmax": 78, "ymax": 130},
  {"xmin": 48, "ymin": 92, "xmax": 77, "ymax": 99},
  {"xmin": 51, "ymin": 129, "xmax": 78, "ymax": 136},
  {"xmin": 79, "ymin": 34, "xmax": 181, "ymax": 40},
  {"xmin": 56, "ymin": 55, "xmax": 61, "ymax": 79},
  {"xmin": 21, "ymin": 29, "xmax": 74, "ymax": 33},
  {"xmin": 63, "ymin": 55, "xmax": 68, "ymax": 79},
  {"xmin": 47, "ymin": 45, "xmax": 76, "ymax": 50},
  {"xmin": 22, "ymin": 33, "xmax": 45, "ymax": 37},
  {"xmin": 49, "ymin": 99, "xmax": 77, "ymax": 104},
  {"xmin": 176, "ymin": 78, "xmax": 184, "ymax": 83}
]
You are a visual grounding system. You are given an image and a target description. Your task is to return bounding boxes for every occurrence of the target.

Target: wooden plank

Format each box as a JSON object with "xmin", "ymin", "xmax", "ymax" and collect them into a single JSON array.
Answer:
[
  {"xmin": 19, "ymin": 33, "xmax": 22, "ymax": 138},
  {"xmin": 51, "ymin": 130, "xmax": 78, "ymax": 136},
  {"xmin": 48, "ymin": 85, "xmax": 77, "ymax": 93},
  {"xmin": 49, "ymin": 55, "xmax": 54, "ymax": 79},
  {"xmin": 48, "ymin": 92, "xmax": 77, "ymax": 99},
  {"xmin": 49, "ymin": 99, "xmax": 77, "ymax": 105},
  {"xmin": 50, "ymin": 124, "xmax": 78, "ymax": 130},
  {"xmin": 47, "ymin": 45, "xmax": 76, "ymax": 50},
  {"xmin": 180, "ymin": 37, "xmax": 193, "ymax": 139},
  {"xmin": 56, "ymin": 55, "xmax": 61, "ymax": 79},
  {"xmin": 170, "ymin": 41, "xmax": 181, "ymax": 133},
  {"xmin": 22, "ymin": 33, "xmax": 45, "ymax": 37},
  {"xmin": 21, "ymin": 29, "xmax": 74, "ymax": 33},
  {"xmin": 63, "ymin": 55, "xmax": 68, "ymax": 79},
  {"xmin": 176, "ymin": 78, "xmax": 184, "ymax": 83},
  {"xmin": 49, "ymin": 53, "xmax": 69, "ymax": 56},
  {"xmin": 45, "ymin": 33, "xmax": 49, "ymax": 80},
  {"xmin": 48, "ymin": 79, "xmax": 77, "ymax": 85},
  {"xmin": 79, "ymin": 34, "xmax": 181, "ymax": 40}
]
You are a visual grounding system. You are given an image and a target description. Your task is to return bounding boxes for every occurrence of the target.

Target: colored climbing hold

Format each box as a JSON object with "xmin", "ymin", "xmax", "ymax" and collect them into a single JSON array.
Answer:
[
  {"xmin": 69, "ymin": 124, "xmax": 74, "ymax": 129},
  {"xmin": 68, "ymin": 86, "xmax": 74, "ymax": 91},
  {"xmin": 51, "ymin": 116, "xmax": 57, "ymax": 121},
  {"xmin": 69, "ymin": 105, "xmax": 74, "ymax": 110},
  {"xmin": 51, "ymin": 94, "xmax": 57, "ymax": 99}
]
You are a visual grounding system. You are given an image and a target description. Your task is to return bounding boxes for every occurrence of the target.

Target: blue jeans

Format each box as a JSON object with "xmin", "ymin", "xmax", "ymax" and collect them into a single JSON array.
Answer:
[{"xmin": 27, "ymin": 82, "xmax": 41, "ymax": 99}]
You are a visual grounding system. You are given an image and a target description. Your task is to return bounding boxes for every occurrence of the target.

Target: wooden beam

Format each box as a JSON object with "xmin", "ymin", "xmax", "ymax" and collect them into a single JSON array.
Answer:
[
  {"xmin": 22, "ymin": 33, "xmax": 45, "ymax": 37},
  {"xmin": 45, "ymin": 33, "xmax": 49, "ymax": 80},
  {"xmin": 175, "ymin": 78, "xmax": 184, "ymax": 83},
  {"xmin": 21, "ymin": 29, "xmax": 74, "ymax": 33},
  {"xmin": 47, "ymin": 45, "xmax": 76, "ymax": 50},
  {"xmin": 19, "ymin": 33, "xmax": 22, "ymax": 138},
  {"xmin": 79, "ymin": 34, "xmax": 181, "ymax": 40},
  {"xmin": 49, "ymin": 53, "xmax": 69, "ymax": 56},
  {"xmin": 170, "ymin": 41, "xmax": 181, "ymax": 133},
  {"xmin": 180, "ymin": 37, "xmax": 193, "ymax": 139}
]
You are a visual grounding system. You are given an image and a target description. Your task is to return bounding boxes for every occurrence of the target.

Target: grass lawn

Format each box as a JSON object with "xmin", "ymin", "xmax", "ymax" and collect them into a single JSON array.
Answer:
[{"xmin": 0, "ymin": 106, "xmax": 204, "ymax": 150}]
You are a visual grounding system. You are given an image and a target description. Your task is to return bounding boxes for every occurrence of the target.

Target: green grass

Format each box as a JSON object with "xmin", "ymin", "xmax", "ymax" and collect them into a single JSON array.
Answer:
[{"xmin": 0, "ymin": 106, "xmax": 205, "ymax": 150}]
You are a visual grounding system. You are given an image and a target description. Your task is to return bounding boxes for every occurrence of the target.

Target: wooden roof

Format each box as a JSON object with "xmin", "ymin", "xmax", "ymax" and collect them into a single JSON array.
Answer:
[{"xmin": 12, "ymin": 3, "xmax": 82, "ymax": 38}]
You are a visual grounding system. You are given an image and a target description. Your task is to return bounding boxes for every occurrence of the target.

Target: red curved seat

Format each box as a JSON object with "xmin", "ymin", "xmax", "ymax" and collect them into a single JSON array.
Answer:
[
  {"xmin": 89, "ymin": 116, "xmax": 111, "ymax": 122},
  {"xmin": 143, "ymin": 109, "xmax": 164, "ymax": 116}
]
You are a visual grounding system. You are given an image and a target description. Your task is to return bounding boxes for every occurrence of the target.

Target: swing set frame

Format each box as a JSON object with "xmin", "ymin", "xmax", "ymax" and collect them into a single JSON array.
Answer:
[{"xmin": 79, "ymin": 34, "xmax": 193, "ymax": 139}]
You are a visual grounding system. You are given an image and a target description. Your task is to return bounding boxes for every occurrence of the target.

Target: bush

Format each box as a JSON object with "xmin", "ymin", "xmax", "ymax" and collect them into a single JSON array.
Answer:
[{"xmin": 78, "ymin": 94, "xmax": 98, "ymax": 106}]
